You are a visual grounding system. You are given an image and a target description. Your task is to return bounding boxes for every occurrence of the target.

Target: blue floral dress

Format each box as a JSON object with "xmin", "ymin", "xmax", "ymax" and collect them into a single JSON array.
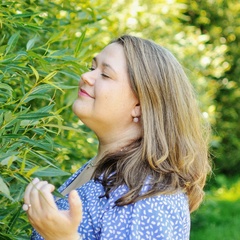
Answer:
[{"xmin": 31, "ymin": 161, "xmax": 190, "ymax": 239}]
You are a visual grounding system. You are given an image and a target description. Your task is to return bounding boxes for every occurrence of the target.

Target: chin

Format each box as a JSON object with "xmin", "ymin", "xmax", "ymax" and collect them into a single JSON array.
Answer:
[
  {"xmin": 72, "ymin": 99, "xmax": 78, "ymax": 116},
  {"xmin": 72, "ymin": 99, "xmax": 91, "ymax": 122},
  {"xmin": 72, "ymin": 99, "xmax": 84, "ymax": 119}
]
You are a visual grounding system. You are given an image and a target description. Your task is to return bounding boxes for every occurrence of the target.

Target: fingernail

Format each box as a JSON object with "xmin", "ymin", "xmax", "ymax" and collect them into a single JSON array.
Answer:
[
  {"xmin": 32, "ymin": 178, "xmax": 39, "ymax": 184},
  {"xmin": 72, "ymin": 190, "xmax": 78, "ymax": 199}
]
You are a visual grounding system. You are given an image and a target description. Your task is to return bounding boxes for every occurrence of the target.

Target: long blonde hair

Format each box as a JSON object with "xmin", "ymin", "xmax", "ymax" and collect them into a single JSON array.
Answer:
[{"xmin": 94, "ymin": 35, "xmax": 211, "ymax": 212}]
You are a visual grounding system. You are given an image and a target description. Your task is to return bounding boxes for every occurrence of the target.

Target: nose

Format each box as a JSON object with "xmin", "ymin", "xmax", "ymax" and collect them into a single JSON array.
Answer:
[{"xmin": 81, "ymin": 71, "xmax": 95, "ymax": 86}]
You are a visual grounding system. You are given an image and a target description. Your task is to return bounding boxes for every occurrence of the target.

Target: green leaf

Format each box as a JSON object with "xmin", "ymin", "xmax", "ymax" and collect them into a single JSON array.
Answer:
[
  {"xmin": 59, "ymin": 70, "xmax": 81, "ymax": 80},
  {"xmin": 13, "ymin": 119, "xmax": 21, "ymax": 134},
  {"xmin": 74, "ymin": 29, "xmax": 86, "ymax": 57},
  {"xmin": 20, "ymin": 137, "xmax": 54, "ymax": 152},
  {"xmin": 12, "ymin": 12, "xmax": 40, "ymax": 18},
  {"xmin": 23, "ymin": 94, "xmax": 52, "ymax": 103},
  {"xmin": 0, "ymin": 152, "xmax": 19, "ymax": 163},
  {"xmin": 34, "ymin": 104, "xmax": 55, "ymax": 113},
  {"xmin": 0, "ymin": 177, "xmax": 13, "ymax": 200},
  {"xmin": 31, "ymin": 84, "xmax": 55, "ymax": 95},
  {"xmin": 26, "ymin": 36, "xmax": 38, "ymax": 51},
  {"xmin": 48, "ymin": 49, "xmax": 69, "ymax": 57},
  {"xmin": 33, "ymin": 167, "xmax": 70, "ymax": 177},
  {"xmin": 41, "ymin": 71, "xmax": 58, "ymax": 83},
  {"xmin": 53, "ymin": 81, "xmax": 78, "ymax": 89},
  {"xmin": 20, "ymin": 120, "xmax": 39, "ymax": 127},
  {"xmin": 12, "ymin": 173, "xmax": 29, "ymax": 184},
  {"xmin": 5, "ymin": 32, "xmax": 20, "ymax": 55},
  {"xmin": 52, "ymin": 189, "xmax": 67, "ymax": 199},
  {"xmin": 29, "ymin": 150, "xmax": 58, "ymax": 168},
  {"xmin": 25, "ymin": 165, "xmax": 40, "ymax": 177},
  {"xmin": 0, "ymin": 113, "xmax": 3, "ymax": 126},
  {"xmin": 29, "ymin": 64, "xmax": 39, "ymax": 81},
  {"xmin": 4, "ymin": 111, "xmax": 13, "ymax": 123},
  {"xmin": 1, "ymin": 155, "xmax": 17, "ymax": 167},
  {"xmin": 6, "ymin": 204, "xmax": 22, "ymax": 234},
  {"xmin": 0, "ymin": 83, "xmax": 13, "ymax": 93},
  {"xmin": 17, "ymin": 112, "xmax": 53, "ymax": 120}
]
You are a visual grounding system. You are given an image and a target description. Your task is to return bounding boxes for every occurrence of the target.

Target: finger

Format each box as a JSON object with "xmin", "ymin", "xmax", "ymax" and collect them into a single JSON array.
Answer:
[
  {"xmin": 28, "ymin": 183, "xmax": 56, "ymax": 227},
  {"xmin": 29, "ymin": 181, "xmax": 49, "ymax": 215},
  {"xmin": 24, "ymin": 178, "xmax": 40, "ymax": 205},
  {"xmin": 69, "ymin": 190, "xmax": 82, "ymax": 226},
  {"xmin": 38, "ymin": 183, "xmax": 56, "ymax": 210}
]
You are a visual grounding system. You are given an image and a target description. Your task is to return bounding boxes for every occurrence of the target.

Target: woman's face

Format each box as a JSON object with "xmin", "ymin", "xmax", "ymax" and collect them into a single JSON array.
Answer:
[{"xmin": 72, "ymin": 43, "xmax": 139, "ymax": 135}]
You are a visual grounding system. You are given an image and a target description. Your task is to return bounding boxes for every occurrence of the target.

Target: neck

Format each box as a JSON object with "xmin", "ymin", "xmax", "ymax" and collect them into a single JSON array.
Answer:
[{"xmin": 94, "ymin": 126, "xmax": 141, "ymax": 164}]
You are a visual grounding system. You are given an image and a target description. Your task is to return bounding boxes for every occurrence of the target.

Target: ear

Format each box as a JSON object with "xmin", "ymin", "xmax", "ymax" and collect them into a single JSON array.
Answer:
[{"xmin": 131, "ymin": 104, "xmax": 141, "ymax": 117}]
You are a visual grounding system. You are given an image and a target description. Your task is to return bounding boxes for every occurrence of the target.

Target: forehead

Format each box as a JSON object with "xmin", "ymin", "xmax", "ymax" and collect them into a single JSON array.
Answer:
[{"xmin": 95, "ymin": 43, "xmax": 127, "ymax": 70}]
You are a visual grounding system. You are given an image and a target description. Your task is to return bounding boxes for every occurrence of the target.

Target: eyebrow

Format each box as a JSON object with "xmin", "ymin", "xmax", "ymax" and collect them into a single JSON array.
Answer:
[{"xmin": 93, "ymin": 57, "xmax": 117, "ymax": 74}]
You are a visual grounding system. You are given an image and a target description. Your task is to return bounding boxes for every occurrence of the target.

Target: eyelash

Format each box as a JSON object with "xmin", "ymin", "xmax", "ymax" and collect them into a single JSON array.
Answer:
[{"xmin": 88, "ymin": 67, "xmax": 110, "ymax": 78}]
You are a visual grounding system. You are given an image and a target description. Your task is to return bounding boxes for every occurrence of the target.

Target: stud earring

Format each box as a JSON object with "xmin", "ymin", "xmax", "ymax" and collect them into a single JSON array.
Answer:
[{"xmin": 133, "ymin": 117, "xmax": 139, "ymax": 123}]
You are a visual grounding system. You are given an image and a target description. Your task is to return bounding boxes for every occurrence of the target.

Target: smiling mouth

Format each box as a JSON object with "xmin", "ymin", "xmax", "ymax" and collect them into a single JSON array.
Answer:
[{"xmin": 79, "ymin": 88, "xmax": 94, "ymax": 98}]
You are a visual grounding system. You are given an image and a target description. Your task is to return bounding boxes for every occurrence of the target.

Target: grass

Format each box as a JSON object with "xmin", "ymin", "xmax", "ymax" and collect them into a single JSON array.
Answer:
[{"xmin": 190, "ymin": 177, "xmax": 240, "ymax": 240}]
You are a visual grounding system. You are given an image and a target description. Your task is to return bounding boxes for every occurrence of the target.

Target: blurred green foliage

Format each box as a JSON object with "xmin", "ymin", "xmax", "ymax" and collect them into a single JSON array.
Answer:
[
  {"xmin": 184, "ymin": 0, "xmax": 240, "ymax": 175},
  {"xmin": 0, "ymin": 0, "xmax": 239, "ymax": 238},
  {"xmin": 191, "ymin": 177, "xmax": 240, "ymax": 239}
]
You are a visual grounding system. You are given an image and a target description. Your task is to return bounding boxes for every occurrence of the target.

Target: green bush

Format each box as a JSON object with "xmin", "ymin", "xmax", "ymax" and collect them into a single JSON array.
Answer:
[{"xmin": 0, "ymin": 0, "xmax": 105, "ymax": 238}]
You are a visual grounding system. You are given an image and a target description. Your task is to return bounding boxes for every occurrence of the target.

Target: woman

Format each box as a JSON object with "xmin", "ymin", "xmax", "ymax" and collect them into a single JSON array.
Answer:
[{"xmin": 23, "ymin": 35, "xmax": 211, "ymax": 239}]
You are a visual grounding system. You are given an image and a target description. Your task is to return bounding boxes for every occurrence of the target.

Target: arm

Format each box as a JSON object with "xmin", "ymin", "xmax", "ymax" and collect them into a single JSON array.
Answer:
[{"xmin": 24, "ymin": 178, "xmax": 82, "ymax": 240}]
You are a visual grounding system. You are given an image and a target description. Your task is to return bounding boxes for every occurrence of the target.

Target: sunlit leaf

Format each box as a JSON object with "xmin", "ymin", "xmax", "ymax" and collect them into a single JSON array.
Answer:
[
  {"xmin": 41, "ymin": 71, "xmax": 58, "ymax": 83},
  {"xmin": 25, "ymin": 166, "xmax": 40, "ymax": 178},
  {"xmin": 74, "ymin": 29, "xmax": 86, "ymax": 57},
  {"xmin": 33, "ymin": 167, "xmax": 70, "ymax": 177},
  {"xmin": 29, "ymin": 64, "xmax": 39, "ymax": 81}
]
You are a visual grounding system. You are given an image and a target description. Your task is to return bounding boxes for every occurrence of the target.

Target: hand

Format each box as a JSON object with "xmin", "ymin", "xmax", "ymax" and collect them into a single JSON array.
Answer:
[{"xmin": 24, "ymin": 178, "xmax": 82, "ymax": 240}]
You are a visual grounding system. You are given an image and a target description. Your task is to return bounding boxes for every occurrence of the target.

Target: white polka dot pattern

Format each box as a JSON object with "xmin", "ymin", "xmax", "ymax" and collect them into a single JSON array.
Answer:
[{"xmin": 31, "ymin": 161, "xmax": 190, "ymax": 239}]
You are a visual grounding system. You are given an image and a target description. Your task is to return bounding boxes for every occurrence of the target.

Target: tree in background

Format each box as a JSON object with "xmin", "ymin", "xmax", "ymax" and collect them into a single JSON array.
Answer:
[{"xmin": 184, "ymin": 0, "xmax": 240, "ymax": 175}]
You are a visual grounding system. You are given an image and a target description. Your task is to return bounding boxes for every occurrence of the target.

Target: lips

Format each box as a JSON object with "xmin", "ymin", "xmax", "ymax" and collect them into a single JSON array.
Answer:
[{"xmin": 79, "ymin": 88, "xmax": 94, "ymax": 98}]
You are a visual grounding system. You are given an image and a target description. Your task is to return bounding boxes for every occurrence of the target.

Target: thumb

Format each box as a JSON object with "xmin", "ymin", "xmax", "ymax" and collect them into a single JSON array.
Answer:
[{"xmin": 69, "ymin": 190, "xmax": 82, "ymax": 225}]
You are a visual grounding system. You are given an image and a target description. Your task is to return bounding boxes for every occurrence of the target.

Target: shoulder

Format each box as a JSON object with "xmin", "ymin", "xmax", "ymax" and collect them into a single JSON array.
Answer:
[
  {"xmin": 133, "ymin": 192, "xmax": 189, "ymax": 220},
  {"xmin": 133, "ymin": 193, "xmax": 190, "ymax": 239}
]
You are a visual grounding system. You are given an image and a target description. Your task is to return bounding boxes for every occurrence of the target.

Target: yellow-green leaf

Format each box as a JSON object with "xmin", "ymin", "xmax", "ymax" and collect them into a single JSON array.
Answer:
[
  {"xmin": 41, "ymin": 71, "xmax": 58, "ymax": 83},
  {"xmin": 26, "ymin": 166, "xmax": 40, "ymax": 178},
  {"xmin": 29, "ymin": 65, "xmax": 39, "ymax": 81}
]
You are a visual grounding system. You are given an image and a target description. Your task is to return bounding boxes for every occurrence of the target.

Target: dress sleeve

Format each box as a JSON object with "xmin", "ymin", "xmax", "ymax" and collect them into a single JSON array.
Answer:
[{"xmin": 99, "ymin": 193, "xmax": 190, "ymax": 240}]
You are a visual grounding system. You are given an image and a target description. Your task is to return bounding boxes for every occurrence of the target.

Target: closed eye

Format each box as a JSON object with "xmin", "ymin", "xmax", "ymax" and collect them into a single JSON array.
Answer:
[
  {"xmin": 89, "ymin": 66, "xmax": 110, "ymax": 79},
  {"xmin": 101, "ymin": 73, "xmax": 110, "ymax": 78}
]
